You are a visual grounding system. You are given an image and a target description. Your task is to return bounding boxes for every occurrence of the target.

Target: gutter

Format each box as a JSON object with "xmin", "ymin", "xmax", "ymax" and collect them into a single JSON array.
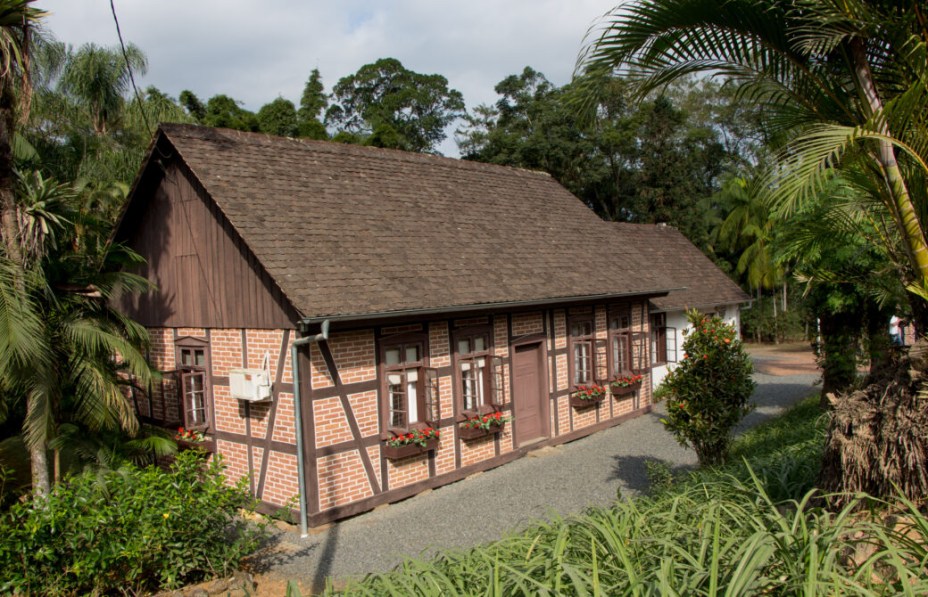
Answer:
[
  {"xmin": 290, "ymin": 319, "xmax": 330, "ymax": 538},
  {"xmin": 299, "ymin": 288, "xmax": 683, "ymax": 327}
]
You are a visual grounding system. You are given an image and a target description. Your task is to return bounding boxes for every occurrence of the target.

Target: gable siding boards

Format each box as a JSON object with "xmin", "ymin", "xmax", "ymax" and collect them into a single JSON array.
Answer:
[{"xmin": 119, "ymin": 160, "xmax": 295, "ymax": 330}]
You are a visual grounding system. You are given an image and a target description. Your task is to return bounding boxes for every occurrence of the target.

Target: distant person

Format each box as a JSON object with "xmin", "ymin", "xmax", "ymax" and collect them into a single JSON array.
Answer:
[{"xmin": 890, "ymin": 315, "xmax": 906, "ymax": 346}]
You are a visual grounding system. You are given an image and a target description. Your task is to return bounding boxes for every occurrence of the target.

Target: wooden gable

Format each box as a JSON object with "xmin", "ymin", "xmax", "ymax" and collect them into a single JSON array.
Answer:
[{"xmin": 115, "ymin": 151, "xmax": 298, "ymax": 329}]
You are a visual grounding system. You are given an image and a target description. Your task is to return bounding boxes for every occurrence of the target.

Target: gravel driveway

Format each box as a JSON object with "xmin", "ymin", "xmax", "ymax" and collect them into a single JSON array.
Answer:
[{"xmin": 252, "ymin": 367, "xmax": 819, "ymax": 592}]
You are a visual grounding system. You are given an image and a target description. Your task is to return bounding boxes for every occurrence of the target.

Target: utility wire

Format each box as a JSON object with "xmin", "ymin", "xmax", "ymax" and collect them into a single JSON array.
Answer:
[{"xmin": 109, "ymin": 0, "xmax": 152, "ymax": 136}]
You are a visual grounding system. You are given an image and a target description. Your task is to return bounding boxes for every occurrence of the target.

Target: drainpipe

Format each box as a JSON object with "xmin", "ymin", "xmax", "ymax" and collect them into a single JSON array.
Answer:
[{"xmin": 290, "ymin": 319, "xmax": 329, "ymax": 538}]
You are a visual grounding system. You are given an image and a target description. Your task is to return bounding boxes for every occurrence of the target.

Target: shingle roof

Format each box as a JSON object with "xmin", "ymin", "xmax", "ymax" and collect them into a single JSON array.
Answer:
[
  {"xmin": 611, "ymin": 222, "xmax": 750, "ymax": 313},
  {"xmin": 148, "ymin": 124, "xmax": 674, "ymax": 320}
]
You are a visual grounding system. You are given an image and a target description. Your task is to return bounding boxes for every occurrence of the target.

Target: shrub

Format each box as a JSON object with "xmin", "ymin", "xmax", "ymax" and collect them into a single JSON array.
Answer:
[
  {"xmin": 0, "ymin": 450, "xmax": 265, "ymax": 595},
  {"xmin": 660, "ymin": 310, "xmax": 756, "ymax": 466}
]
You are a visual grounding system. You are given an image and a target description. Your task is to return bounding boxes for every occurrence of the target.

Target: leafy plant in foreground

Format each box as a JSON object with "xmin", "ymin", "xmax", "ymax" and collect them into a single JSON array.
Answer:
[{"xmin": 0, "ymin": 450, "xmax": 265, "ymax": 594}]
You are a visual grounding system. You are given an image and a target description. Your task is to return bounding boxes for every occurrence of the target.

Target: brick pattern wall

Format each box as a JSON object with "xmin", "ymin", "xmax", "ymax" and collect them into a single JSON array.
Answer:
[
  {"xmin": 386, "ymin": 452, "xmax": 430, "ymax": 488},
  {"xmin": 314, "ymin": 397, "xmax": 354, "ymax": 448},
  {"xmin": 460, "ymin": 433, "xmax": 496, "ymax": 467},
  {"xmin": 143, "ymin": 327, "xmax": 299, "ymax": 512},
  {"xmin": 146, "ymin": 301, "xmax": 655, "ymax": 521},
  {"xmin": 512, "ymin": 311, "xmax": 544, "ymax": 337},
  {"xmin": 318, "ymin": 450, "xmax": 375, "ymax": 510}
]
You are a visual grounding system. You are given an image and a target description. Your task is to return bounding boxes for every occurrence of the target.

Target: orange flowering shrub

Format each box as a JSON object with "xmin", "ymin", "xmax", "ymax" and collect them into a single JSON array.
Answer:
[{"xmin": 661, "ymin": 310, "xmax": 755, "ymax": 466}]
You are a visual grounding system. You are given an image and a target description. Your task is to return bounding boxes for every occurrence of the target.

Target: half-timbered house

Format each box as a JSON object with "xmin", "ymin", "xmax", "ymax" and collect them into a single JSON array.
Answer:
[
  {"xmin": 611, "ymin": 223, "xmax": 751, "ymax": 387},
  {"xmin": 113, "ymin": 124, "xmax": 679, "ymax": 531}
]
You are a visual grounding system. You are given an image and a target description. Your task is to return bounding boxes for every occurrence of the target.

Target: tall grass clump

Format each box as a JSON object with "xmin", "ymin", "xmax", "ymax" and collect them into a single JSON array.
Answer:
[
  {"xmin": 329, "ymin": 475, "xmax": 928, "ymax": 596},
  {"xmin": 323, "ymin": 398, "xmax": 928, "ymax": 595}
]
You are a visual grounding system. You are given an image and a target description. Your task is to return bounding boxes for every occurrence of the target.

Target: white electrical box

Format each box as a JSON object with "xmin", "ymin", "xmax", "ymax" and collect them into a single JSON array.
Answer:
[{"xmin": 229, "ymin": 368, "xmax": 272, "ymax": 402}]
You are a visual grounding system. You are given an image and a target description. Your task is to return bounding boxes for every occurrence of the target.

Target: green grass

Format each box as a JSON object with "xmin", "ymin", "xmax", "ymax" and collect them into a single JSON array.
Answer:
[{"xmin": 318, "ymin": 397, "xmax": 928, "ymax": 596}]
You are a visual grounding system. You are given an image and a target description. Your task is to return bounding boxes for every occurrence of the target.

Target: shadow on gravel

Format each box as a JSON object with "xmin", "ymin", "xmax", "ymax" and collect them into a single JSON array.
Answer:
[
  {"xmin": 245, "ymin": 532, "xmax": 319, "ymax": 575},
  {"xmin": 608, "ymin": 455, "xmax": 693, "ymax": 496},
  {"xmin": 310, "ymin": 524, "xmax": 340, "ymax": 594}
]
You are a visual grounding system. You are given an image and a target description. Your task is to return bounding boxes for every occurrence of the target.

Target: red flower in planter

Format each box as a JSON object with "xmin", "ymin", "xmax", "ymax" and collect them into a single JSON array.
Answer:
[
  {"xmin": 461, "ymin": 411, "xmax": 511, "ymax": 431},
  {"xmin": 174, "ymin": 427, "xmax": 205, "ymax": 443},
  {"xmin": 387, "ymin": 427, "xmax": 441, "ymax": 448},
  {"xmin": 571, "ymin": 384, "xmax": 607, "ymax": 401},
  {"xmin": 609, "ymin": 374, "xmax": 643, "ymax": 392}
]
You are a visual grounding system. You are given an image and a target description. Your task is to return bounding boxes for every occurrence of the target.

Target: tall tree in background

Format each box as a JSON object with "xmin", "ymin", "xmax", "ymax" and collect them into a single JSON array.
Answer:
[
  {"xmin": 297, "ymin": 68, "xmax": 327, "ymax": 139},
  {"xmin": 59, "ymin": 42, "xmax": 146, "ymax": 135},
  {"xmin": 326, "ymin": 58, "xmax": 465, "ymax": 153},
  {"xmin": 256, "ymin": 96, "xmax": 298, "ymax": 137},
  {"xmin": 459, "ymin": 67, "xmax": 736, "ymax": 254},
  {"xmin": 577, "ymin": 0, "xmax": 928, "ymax": 327}
]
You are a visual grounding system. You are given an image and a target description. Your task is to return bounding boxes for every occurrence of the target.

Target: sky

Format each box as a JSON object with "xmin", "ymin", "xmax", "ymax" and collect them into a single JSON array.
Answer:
[{"xmin": 40, "ymin": 0, "xmax": 621, "ymax": 156}]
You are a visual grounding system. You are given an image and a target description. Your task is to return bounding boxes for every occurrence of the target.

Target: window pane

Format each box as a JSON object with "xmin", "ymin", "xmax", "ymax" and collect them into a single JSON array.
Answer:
[
  {"xmin": 575, "ymin": 342, "xmax": 591, "ymax": 384},
  {"xmin": 181, "ymin": 349, "xmax": 192, "ymax": 366},
  {"xmin": 407, "ymin": 372, "xmax": 419, "ymax": 423},
  {"xmin": 405, "ymin": 345, "xmax": 419, "ymax": 363},
  {"xmin": 475, "ymin": 358, "xmax": 486, "ymax": 405},
  {"xmin": 458, "ymin": 339, "xmax": 470, "ymax": 355},
  {"xmin": 388, "ymin": 372, "xmax": 406, "ymax": 427},
  {"xmin": 572, "ymin": 321, "xmax": 592, "ymax": 337},
  {"xmin": 385, "ymin": 348, "xmax": 401, "ymax": 366},
  {"xmin": 194, "ymin": 350, "xmax": 205, "ymax": 366},
  {"xmin": 474, "ymin": 336, "xmax": 486, "ymax": 352}
]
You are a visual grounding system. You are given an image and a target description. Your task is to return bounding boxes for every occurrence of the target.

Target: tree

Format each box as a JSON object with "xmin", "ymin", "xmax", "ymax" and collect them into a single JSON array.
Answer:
[
  {"xmin": 0, "ymin": 172, "xmax": 154, "ymax": 495},
  {"xmin": 459, "ymin": 68, "xmax": 734, "ymax": 252},
  {"xmin": 297, "ymin": 68, "xmax": 327, "ymax": 139},
  {"xmin": 58, "ymin": 42, "xmax": 147, "ymax": 135},
  {"xmin": 257, "ymin": 96, "xmax": 298, "ymax": 137},
  {"xmin": 660, "ymin": 310, "xmax": 755, "ymax": 466},
  {"xmin": 179, "ymin": 90, "xmax": 205, "ymax": 122},
  {"xmin": 326, "ymin": 58, "xmax": 465, "ymax": 153},
  {"xmin": 0, "ymin": 0, "xmax": 48, "ymax": 495},
  {"xmin": 577, "ymin": 0, "xmax": 928, "ymax": 326},
  {"xmin": 202, "ymin": 94, "xmax": 258, "ymax": 132}
]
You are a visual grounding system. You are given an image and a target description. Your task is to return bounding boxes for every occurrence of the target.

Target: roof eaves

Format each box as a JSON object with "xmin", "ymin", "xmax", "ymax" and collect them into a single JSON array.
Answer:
[{"xmin": 300, "ymin": 287, "xmax": 682, "ymax": 328}]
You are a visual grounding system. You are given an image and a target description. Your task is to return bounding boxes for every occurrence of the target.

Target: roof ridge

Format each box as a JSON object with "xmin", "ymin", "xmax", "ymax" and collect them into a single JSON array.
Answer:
[{"xmin": 157, "ymin": 122, "xmax": 553, "ymax": 180}]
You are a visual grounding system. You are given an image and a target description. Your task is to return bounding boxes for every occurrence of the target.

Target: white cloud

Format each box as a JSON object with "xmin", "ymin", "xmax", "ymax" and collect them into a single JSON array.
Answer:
[{"xmin": 40, "ymin": 0, "xmax": 619, "ymax": 155}]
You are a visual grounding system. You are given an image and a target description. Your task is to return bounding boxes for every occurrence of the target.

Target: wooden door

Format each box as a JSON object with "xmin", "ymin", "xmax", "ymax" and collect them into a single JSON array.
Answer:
[{"xmin": 513, "ymin": 342, "xmax": 546, "ymax": 446}]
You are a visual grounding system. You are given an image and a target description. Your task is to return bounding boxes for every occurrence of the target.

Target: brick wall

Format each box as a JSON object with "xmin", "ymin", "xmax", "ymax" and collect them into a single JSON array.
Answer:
[
  {"xmin": 146, "ymin": 300, "xmax": 655, "ymax": 524},
  {"xmin": 144, "ymin": 327, "xmax": 299, "ymax": 513}
]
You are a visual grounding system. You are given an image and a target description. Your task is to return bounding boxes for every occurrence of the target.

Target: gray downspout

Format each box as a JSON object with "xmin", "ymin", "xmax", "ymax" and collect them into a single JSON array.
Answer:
[{"xmin": 290, "ymin": 319, "xmax": 329, "ymax": 538}]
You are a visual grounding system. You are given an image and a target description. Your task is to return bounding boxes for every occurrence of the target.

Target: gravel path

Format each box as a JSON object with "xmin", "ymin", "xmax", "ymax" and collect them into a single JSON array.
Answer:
[{"xmin": 253, "ymin": 369, "xmax": 819, "ymax": 592}]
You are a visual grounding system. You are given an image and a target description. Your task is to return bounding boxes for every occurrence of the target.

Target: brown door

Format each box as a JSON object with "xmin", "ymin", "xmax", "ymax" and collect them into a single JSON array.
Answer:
[{"xmin": 513, "ymin": 342, "xmax": 547, "ymax": 446}]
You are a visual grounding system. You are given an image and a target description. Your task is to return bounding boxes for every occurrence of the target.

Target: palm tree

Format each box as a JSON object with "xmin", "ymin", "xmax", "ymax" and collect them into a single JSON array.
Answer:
[
  {"xmin": 0, "ymin": 0, "xmax": 48, "ymax": 494},
  {"xmin": 577, "ymin": 0, "xmax": 928, "ymax": 321},
  {"xmin": 0, "ymin": 171, "xmax": 154, "ymax": 496},
  {"xmin": 59, "ymin": 42, "xmax": 147, "ymax": 136}
]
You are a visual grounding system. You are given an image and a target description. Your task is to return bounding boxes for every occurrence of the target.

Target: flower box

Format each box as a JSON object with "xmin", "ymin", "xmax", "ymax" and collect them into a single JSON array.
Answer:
[
  {"xmin": 611, "ymin": 381, "xmax": 642, "ymax": 397},
  {"xmin": 459, "ymin": 425, "xmax": 504, "ymax": 441},
  {"xmin": 382, "ymin": 437, "xmax": 439, "ymax": 459},
  {"xmin": 177, "ymin": 438, "xmax": 216, "ymax": 453},
  {"xmin": 570, "ymin": 384, "xmax": 608, "ymax": 408},
  {"xmin": 570, "ymin": 394, "xmax": 606, "ymax": 408}
]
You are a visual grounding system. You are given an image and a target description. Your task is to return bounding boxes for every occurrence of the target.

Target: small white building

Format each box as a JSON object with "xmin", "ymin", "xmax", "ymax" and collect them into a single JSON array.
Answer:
[{"xmin": 612, "ymin": 223, "xmax": 751, "ymax": 389}]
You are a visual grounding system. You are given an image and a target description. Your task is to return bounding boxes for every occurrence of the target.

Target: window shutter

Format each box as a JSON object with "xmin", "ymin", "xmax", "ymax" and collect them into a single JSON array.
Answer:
[
  {"xmin": 631, "ymin": 332, "xmax": 649, "ymax": 372},
  {"xmin": 423, "ymin": 367, "xmax": 441, "ymax": 426},
  {"xmin": 489, "ymin": 355, "xmax": 506, "ymax": 407},
  {"xmin": 666, "ymin": 327, "xmax": 677, "ymax": 363},
  {"xmin": 595, "ymin": 338, "xmax": 608, "ymax": 382}
]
